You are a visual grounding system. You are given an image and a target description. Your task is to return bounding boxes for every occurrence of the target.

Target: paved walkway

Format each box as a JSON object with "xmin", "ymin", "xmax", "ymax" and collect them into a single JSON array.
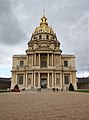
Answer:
[{"xmin": 0, "ymin": 91, "xmax": 89, "ymax": 120}]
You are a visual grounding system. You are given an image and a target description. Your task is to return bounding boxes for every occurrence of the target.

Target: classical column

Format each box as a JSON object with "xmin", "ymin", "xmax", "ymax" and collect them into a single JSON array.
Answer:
[
  {"xmin": 38, "ymin": 73, "xmax": 40, "ymax": 88},
  {"xmin": 52, "ymin": 73, "xmax": 54, "ymax": 87},
  {"xmin": 55, "ymin": 73, "xmax": 56, "ymax": 87},
  {"xmin": 60, "ymin": 73, "xmax": 62, "ymax": 87},
  {"xmin": 31, "ymin": 73, "xmax": 33, "ymax": 87},
  {"xmin": 47, "ymin": 53, "xmax": 49, "ymax": 66},
  {"xmin": 62, "ymin": 72, "xmax": 64, "ymax": 88},
  {"xmin": 26, "ymin": 73, "xmax": 28, "ymax": 88},
  {"xmin": 32, "ymin": 54, "xmax": 33, "ymax": 67},
  {"xmin": 59, "ymin": 55, "xmax": 61, "ymax": 67},
  {"xmin": 16, "ymin": 74, "xmax": 18, "ymax": 84},
  {"xmin": 47, "ymin": 73, "xmax": 49, "ymax": 88},
  {"xmin": 27, "ymin": 55, "xmax": 29, "ymax": 68},
  {"xmin": 52, "ymin": 54, "xmax": 53, "ymax": 66},
  {"xmin": 39, "ymin": 53, "xmax": 40, "ymax": 66},
  {"xmin": 54, "ymin": 54, "xmax": 55, "ymax": 66},
  {"xmin": 34, "ymin": 53, "xmax": 36, "ymax": 66},
  {"xmin": 34, "ymin": 73, "xmax": 36, "ymax": 87}
]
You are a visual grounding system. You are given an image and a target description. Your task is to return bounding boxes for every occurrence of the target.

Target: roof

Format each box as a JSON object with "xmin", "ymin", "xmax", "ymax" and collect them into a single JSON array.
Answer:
[
  {"xmin": 0, "ymin": 78, "xmax": 11, "ymax": 82},
  {"xmin": 62, "ymin": 54, "xmax": 75, "ymax": 58},
  {"xmin": 77, "ymin": 77, "xmax": 89, "ymax": 83},
  {"xmin": 33, "ymin": 15, "xmax": 55, "ymax": 36}
]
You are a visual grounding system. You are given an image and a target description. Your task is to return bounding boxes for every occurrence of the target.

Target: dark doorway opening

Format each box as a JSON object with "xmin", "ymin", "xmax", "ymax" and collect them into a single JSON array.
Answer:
[{"xmin": 41, "ymin": 78, "xmax": 47, "ymax": 88}]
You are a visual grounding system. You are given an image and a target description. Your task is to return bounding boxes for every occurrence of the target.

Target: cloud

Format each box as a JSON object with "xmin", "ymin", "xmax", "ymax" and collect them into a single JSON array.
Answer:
[
  {"xmin": 0, "ymin": 0, "xmax": 89, "ymax": 77},
  {"xmin": 61, "ymin": 10, "xmax": 89, "ymax": 74},
  {"xmin": 0, "ymin": 0, "xmax": 26, "ymax": 45},
  {"xmin": 51, "ymin": 0, "xmax": 89, "ymax": 75}
]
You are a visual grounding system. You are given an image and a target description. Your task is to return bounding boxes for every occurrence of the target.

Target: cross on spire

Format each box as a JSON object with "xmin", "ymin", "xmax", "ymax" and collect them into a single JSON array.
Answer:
[
  {"xmin": 40, "ymin": 9, "xmax": 48, "ymax": 25},
  {"xmin": 43, "ymin": 9, "xmax": 45, "ymax": 17}
]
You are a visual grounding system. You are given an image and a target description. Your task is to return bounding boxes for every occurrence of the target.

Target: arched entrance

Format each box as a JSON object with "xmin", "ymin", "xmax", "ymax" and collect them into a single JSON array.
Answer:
[
  {"xmin": 40, "ymin": 78, "xmax": 47, "ymax": 88},
  {"xmin": 41, "ymin": 54, "xmax": 47, "ymax": 67}
]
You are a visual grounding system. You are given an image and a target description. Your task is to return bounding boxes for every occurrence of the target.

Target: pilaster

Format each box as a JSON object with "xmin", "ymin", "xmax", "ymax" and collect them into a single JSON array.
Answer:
[
  {"xmin": 39, "ymin": 53, "xmax": 40, "ymax": 66},
  {"xmin": 70, "ymin": 74, "xmax": 72, "ymax": 83},
  {"xmin": 47, "ymin": 53, "xmax": 49, "ymax": 66},
  {"xmin": 34, "ymin": 54, "xmax": 36, "ymax": 66},
  {"xmin": 52, "ymin": 54, "xmax": 53, "ymax": 66}
]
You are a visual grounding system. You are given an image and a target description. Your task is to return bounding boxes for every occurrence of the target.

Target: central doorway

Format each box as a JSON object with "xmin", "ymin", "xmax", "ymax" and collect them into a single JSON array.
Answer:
[{"xmin": 40, "ymin": 78, "xmax": 47, "ymax": 88}]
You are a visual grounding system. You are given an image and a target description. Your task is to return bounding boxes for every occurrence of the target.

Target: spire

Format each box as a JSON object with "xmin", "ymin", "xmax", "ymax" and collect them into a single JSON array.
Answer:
[
  {"xmin": 43, "ymin": 9, "xmax": 45, "ymax": 17},
  {"xmin": 40, "ymin": 10, "xmax": 48, "ymax": 25}
]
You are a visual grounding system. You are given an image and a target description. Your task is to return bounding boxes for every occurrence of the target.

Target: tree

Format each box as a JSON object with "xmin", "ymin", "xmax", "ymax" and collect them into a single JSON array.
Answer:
[
  {"xmin": 14, "ymin": 84, "xmax": 19, "ymax": 89},
  {"xmin": 69, "ymin": 83, "xmax": 74, "ymax": 91},
  {"xmin": 11, "ymin": 84, "xmax": 20, "ymax": 92}
]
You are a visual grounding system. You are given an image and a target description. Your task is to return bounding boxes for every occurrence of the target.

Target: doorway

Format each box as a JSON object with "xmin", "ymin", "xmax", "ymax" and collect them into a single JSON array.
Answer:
[{"xmin": 40, "ymin": 78, "xmax": 47, "ymax": 88}]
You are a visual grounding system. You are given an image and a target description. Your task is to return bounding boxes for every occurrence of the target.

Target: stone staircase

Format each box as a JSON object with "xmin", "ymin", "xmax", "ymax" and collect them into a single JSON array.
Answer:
[{"xmin": 25, "ymin": 88, "xmax": 52, "ymax": 92}]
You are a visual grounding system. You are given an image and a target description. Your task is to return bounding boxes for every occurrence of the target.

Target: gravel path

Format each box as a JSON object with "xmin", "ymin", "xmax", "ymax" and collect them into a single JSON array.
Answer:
[{"xmin": 0, "ymin": 91, "xmax": 89, "ymax": 120}]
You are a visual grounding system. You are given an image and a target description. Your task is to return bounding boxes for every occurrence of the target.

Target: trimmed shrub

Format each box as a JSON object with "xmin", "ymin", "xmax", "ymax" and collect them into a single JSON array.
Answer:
[
  {"xmin": 14, "ymin": 84, "xmax": 19, "ymax": 89},
  {"xmin": 69, "ymin": 83, "xmax": 74, "ymax": 91},
  {"xmin": 11, "ymin": 84, "xmax": 20, "ymax": 92}
]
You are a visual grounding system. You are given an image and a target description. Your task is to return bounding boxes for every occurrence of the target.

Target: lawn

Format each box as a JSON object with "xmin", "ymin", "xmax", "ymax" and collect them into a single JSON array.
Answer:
[
  {"xmin": 0, "ymin": 89, "xmax": 10, "ymax": 93},
  {"xmin": 75, "ymin": 89, "xmax": 89, "ymax": 93}
]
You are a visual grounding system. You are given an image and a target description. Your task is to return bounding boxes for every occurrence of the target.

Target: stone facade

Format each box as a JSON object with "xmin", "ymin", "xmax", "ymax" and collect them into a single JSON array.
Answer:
[{"xmin": 11, "ymin": 14, "xmax": 77, "ymax": 90}]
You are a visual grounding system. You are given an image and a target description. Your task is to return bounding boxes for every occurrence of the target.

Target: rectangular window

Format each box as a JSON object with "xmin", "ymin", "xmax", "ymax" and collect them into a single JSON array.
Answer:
[
  {"xmin": 64, "ymin": 75, "xmax": 69, "ymax": 84},
  {"xmin": 41, "ymin": 61, "xmax": 47, "ymax": 67},
  {"xmin": 18, "ymin": 75, "xmax": 23, "ymax": 84},
  {"xmin": 64, "ymin": 61, "xmax": 68, "ymax": 67},
  {"xmin": 20, "ymin": 61, "xmax": 24, "ymax": 67}
]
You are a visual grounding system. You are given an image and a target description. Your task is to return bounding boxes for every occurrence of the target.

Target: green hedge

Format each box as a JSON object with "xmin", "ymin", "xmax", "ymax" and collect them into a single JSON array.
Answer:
[
  {"xmin": 0, "ymin": 89, "xmax": 10, "ymax": 93},
  {"xmin": 75, "ymin": 90, "xmax": 89, "ymax": 93}
]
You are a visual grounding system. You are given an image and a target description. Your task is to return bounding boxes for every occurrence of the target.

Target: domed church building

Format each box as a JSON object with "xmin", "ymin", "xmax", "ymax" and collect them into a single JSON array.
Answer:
[{"xmin": 11, "ymin": 13, "xmax": 77, "ymax": 90}]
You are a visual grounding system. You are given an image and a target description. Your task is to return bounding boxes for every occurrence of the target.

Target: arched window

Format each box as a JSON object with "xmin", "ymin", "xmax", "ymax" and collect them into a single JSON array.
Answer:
[
  {"xmin": 46, "ymin": 35, "xmax": 49, "ymax": 39},
  {"xmin": 39, "ymin": 35, "xmax": 42, "ymax": 39},
  {"xmin": 41, "ymin": 57, "xmax": 47, "ymax": 67}
]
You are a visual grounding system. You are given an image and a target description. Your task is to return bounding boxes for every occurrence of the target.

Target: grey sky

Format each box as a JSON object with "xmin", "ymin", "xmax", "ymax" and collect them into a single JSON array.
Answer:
[{"xmin": 0, "ymin": 0, "xmax": 89, "ymax": 77}]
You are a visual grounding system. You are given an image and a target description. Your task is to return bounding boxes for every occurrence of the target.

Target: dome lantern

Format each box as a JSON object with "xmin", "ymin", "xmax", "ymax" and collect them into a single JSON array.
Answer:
[
  {"xmin": 40, "ymin": 10, "xmax": 48, "ymax": 26},
  {"xmin": 33, "ymin": 11, "xmax": 55, "ymax": 35}
]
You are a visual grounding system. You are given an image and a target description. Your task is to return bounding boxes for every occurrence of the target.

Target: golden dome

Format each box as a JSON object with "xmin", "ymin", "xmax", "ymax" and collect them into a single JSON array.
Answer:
[{"xmin": 33, "ymin": 14, "xmax": 55, "ymax": 35}]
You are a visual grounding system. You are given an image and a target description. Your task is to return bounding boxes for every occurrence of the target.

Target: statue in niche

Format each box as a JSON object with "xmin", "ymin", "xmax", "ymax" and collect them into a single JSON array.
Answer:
[
  {"xmin": 56, "ymin": 55, "xmax": 60, "ymax": 67},
  {"xmin": 56, "ymin": 78, "xmax": 60, "ymax": 85},
  {"xmin": 29, "ymin": 55, "xmax": 32, "ymax": 67},
  {"xmin": 28, "ymin": 78, "xmax": 31, "ymax": 85}
]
